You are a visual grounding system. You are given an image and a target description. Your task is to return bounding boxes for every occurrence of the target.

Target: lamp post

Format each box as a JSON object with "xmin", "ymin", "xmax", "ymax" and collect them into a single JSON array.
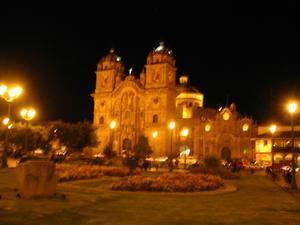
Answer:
[
  {"xmin": 180, "ymin": 128, "xmax": 189, "ymax": 169},
  {"xmin": 269, "ymin": 124, "xmax": 277, "ymax": 177},
  {"xmin": 204, "ymin": 123, "xmax": 211, "ymax": 159},
  {"xmin": 2, "ymin": 117, "xmax": 13, "ymax": 130},
  {"xmin": 152, "ymin": 130, "xmax": 158, "ymax": 149},
  {"xmin": 168, "ymin": 121, "xmax": 175, "ymax": 172},
  {"xmin": 288, "ymin": 102, "xmax": 298, "ymax": 191},
  {"xmin": 0, "ymin": 85, "xmax": 22, "ymax": 167},
  {"xmin": 109, "ymin": 120, "xmax": 117, "ymax": 153},
  {"xmin": 20, "ymin": 108, "xmax": 36, "ymax": 152}
]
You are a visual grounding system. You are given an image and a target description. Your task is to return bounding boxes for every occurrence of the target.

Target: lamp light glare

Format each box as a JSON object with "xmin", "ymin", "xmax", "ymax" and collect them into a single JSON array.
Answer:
[
  {"xmin": 109, "ymin": 120, "xmax": 117, "ymax": 129},
  {"xmin": 288, "ymin": 102, "xmax": 297, "ymax": 114},
  {"xmin": 152, "ymin": 131, "xmax": 158, "ymax": 139},
  {"xmin": 169, "ymin": 121, "xmax": 175, "ymax": 130},
  {"xmin": 269, "ymin": 124, "xmax": 277, "ymax": 134}
]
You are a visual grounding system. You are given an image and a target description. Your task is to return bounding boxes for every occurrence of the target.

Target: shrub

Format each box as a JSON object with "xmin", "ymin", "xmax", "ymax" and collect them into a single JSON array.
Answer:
[
  {"xmin": 103, "ymin": 145, "xmax": 117, "ymax": 159},
  {"xmin": 123, "ymin": 135, "xmax": 153, "ymax": 172},
  {"xmin": 99, "ymin": 166, "xmax": 138, "ymax": 177},
  {"xmin": 56, "ymin": 165, "xmax": 138, "ymax": 182},
  {"xmin": 190, "ymin": 167, "xmax": 240, "ymax": 179},
  {"xmin": 111, "ymin": 173, "xmax": 223, "ymax": 192},
  {"xmin": 204, "ymin": 156, "xmax": 220, "ymax": 169}
]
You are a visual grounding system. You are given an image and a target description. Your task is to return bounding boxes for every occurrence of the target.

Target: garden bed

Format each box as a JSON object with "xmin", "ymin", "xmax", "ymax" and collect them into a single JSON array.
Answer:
[
  {"xmin": 190, "ymin": 167, "xmax": 240, "ymax": 179},
  {"xmin": 111, "ymin": 173, "xmax": 223, "ymax": 192}
]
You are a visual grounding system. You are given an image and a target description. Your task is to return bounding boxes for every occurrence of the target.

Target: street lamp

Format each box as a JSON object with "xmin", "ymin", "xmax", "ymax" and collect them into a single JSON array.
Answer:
[
  {"xmin": 2, "ymin": 117, "xmax": 13, "ymax": 129},
  {"xmin": 168, "ymin": 121, "xmax": 175, "ymax": 172},
  {"xmin": 0, "ymin": 85, "xmax": 22, "ymax": 167},
  {"xmin": 20, "ymin": 108, "xmax": 36, "ymax": 152},
  {"xmin": 180, "ymin": 128, "xmax": 189, "ymax": 169},
  {"xmin": 269, "ymin": 124, "xmax": 277, "ymax": 175},
  {"xmin": 287, "ymin": 101, "xmax": 298, "ymax": 191},
  {"xmin": 152, "ymin": 131, "xmax": 158, "ymax": 152},
  {"xmin": 152, "ymin": 130, "xmax": 158, "ymax": 139},
  {"xmin": 2, "ymin": 117, "xmax": 10, "ymax": 126},
  {"xmin": 109, "ymin": 120, "xmax": 117, "ymax": 153},
  {"xmin": 203, "ymin": 123, "xmax": 211, "ymax": 159},
  {"xmin": 0, "ymin": 85, "xmax": 23, "ymax": 105}
]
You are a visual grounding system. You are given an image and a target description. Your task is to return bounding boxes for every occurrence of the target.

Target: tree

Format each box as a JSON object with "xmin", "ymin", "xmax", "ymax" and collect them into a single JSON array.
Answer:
[
  {"xmin": 204, "ymin": 156, "xmax": 220, "ymax": 169},
  {"xmin": 123, "ymin": 135, "xmax": 153, "ymax": 173},
  {"xmin": 0, "ymin": 123, "xmax": 47, "ymax": 155},
  {"xmin": 103, "ymin": 144, "xmax": 117, "ymax": 164},
  {"xmin": 48, "ymin": 121, "xmax": 98, "ymax": 151},
  {"xmin": 103, "ymin": 144, "xmax": 117, "ymax": 159}
]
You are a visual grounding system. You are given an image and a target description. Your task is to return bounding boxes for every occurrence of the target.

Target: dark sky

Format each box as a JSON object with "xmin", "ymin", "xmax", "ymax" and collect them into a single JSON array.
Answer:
[{"xmin": 0, "ymin": 4, "xmax": 300, "ymax": 124}]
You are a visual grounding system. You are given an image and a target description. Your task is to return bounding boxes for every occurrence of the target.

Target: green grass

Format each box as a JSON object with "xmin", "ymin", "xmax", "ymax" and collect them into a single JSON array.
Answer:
[{"xmin": 1, "ymin": 169, "xmax": 300, "ymax": 225}]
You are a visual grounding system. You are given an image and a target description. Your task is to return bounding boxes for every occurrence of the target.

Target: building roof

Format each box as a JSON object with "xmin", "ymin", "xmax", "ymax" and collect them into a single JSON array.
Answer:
[
  {"xmin": 257, "ymin": 131, "xmax": 300, "ymax": 139},
  {"xmin": 103, "ymin": 49, "xmax": 121, "ymax": 61},
  {"xmin": 176, "ymin": 83, "xmax": 202, "ymax": 94},
  {"xmin": 149, "ymin": 41, "xmax": 173, "ymax": 55},
  {"xmin": 198, "ymin": 108, "xmax": 218, "ymax": 120}
]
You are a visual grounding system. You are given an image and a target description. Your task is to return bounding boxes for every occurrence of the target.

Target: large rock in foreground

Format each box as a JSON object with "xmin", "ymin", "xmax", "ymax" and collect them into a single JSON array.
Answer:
[{"xmin": 14, "ymin": 160, "xmax": 57, "ymax": 198}]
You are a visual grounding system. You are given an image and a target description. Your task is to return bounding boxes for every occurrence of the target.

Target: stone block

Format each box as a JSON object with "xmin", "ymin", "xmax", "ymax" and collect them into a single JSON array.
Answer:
[{"xmin": 14, "ymin": 160, "xmax": 57, "ymax": 198}]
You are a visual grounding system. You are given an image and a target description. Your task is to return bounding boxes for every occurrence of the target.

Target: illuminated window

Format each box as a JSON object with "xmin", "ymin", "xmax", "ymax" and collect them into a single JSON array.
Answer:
[
  {"xmin": 205, "ymin": 124, "xmax": 211, "ymax": 132},
  {"xmin": 242, "ymin": 123, "xmax": 249, "ymax": 132},
  {"xmin": 222, "ymin": 112, "xmax": 230, "ymax": 121},
  {"xmin": 153, "ymin": 114, "xmax": 158, "ymax": 123},
  {"xmin": 99, "ymin": 116, "xmax": 104, "ymax": 125}
]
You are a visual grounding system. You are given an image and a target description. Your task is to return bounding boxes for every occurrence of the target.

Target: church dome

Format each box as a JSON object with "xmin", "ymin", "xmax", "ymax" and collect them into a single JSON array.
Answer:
[
  {"xmin": 177, "ymin": 83, "xmax": 201, "ymax": 94},
  {"xmin": 97, "ymin": 49, "xmax": 124, "ymax": 72},
  {"xmin": 176, "ymin": 75, "xmax": 203, "ymax": 94},
  {"xmin": 176, "ymin": 75, "xmax": 204, "ymax": 108},
  {"xmin": 146, "ymin": 42, "xmax": 175, "ymax": 66}
]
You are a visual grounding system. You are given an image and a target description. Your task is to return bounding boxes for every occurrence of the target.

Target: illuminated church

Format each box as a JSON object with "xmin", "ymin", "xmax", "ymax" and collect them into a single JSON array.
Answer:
[{"xmin": 92, "ymin": 42, "xmax": 256, "ymax": 160}]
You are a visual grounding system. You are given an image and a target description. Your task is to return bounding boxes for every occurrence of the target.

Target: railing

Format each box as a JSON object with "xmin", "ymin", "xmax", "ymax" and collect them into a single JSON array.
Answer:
[{"xmin": 272, "ymin": 146, "xmax": 300, "ymax": 153}]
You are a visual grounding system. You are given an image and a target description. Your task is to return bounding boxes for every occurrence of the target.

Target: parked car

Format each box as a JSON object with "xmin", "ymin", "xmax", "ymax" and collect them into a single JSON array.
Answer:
[
  {"xmin": 50, "ymin": 149, "xmax": 67, "ymax": 163},
  {"xmin": 280, "ymin": 165, "xmax": 299, "ymax": 173}
]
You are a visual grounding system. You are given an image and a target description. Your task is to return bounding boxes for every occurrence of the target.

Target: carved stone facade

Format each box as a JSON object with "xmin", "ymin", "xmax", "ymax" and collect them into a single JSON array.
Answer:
[{"xmin": 92, "ymin": 43, "xmax": 256, "ymax": 160}]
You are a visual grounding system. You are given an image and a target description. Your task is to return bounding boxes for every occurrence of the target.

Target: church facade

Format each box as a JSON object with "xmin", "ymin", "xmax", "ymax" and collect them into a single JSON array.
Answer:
[{"xmin": 92, "ymin": 43, "xmax": 256, "ymax": 160}]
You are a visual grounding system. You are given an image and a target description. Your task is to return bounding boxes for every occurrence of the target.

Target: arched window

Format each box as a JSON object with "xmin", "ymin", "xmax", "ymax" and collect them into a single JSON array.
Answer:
[
  {"xmin": 152, "ymin": 114, "xmax": 158, "ymax": 123},
  {"xmin": 99, "ymin": 116, "xmax": 104, "ymax": 125}
]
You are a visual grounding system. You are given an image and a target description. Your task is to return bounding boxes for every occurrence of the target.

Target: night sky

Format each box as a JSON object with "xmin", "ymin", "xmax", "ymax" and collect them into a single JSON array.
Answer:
[{"xmin": 0, "ymin": 4, "xmax": 300, "ymax": 125}]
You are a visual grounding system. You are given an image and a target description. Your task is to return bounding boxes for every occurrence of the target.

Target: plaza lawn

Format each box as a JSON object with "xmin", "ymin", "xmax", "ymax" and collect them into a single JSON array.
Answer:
[{"xmin": 1, "ymin": 170, "xmax": 300, "ymax": 225}]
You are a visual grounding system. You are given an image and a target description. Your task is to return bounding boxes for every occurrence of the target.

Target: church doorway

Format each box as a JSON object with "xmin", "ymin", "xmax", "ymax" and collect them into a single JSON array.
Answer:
[{"xmin": 221, "ymin": 147, "xmax": 231, "ymax": 161}]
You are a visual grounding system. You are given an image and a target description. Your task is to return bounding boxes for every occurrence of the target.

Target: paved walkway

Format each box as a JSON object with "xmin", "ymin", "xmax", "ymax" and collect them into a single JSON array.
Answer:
[{"xmin": 1, "ymin": 169, "xmax": 300, "ymax": 225}]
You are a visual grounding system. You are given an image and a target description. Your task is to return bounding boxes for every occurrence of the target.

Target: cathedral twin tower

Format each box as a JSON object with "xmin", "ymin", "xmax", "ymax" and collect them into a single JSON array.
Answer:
[{"xmin": 92, "ymin": 42, "xmax": 180, "ymax": 156}]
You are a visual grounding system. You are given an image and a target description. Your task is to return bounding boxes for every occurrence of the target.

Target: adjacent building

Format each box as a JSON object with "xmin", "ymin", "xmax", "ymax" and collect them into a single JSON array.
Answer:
[{"xmin": 253, "ymin": 125, "xmax": 300, "ymax": 165}]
